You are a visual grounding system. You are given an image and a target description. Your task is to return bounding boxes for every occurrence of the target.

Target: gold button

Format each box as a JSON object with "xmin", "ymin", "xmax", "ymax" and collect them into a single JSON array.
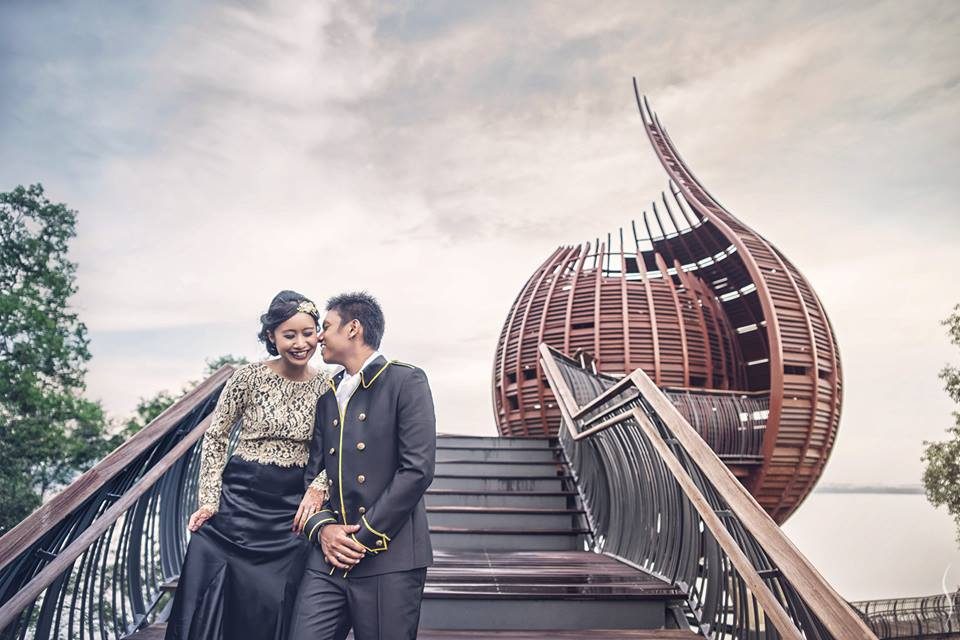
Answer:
[
  {"xmin": 328, "ymin": 447, "xmax": 336, "ymax": 455},
  {"xmin": 376, "ymin": 539, "xmax": 384, "ymax": 547},
  {"xmin": 358, "ymin": 506, "xmax": 366, "ymax": 514},
  {"xmin": 333, "ymin": 418, "xmax": 339, "ymax": 426},
  {"xmin": 357, "ymin": 474, "xmax": 366, "ymax": 484},
  {"xmin": 358, "ymin": 412, "xmax": 366, "ymax": 421},
  {"xmin": 356, "ymin": 442, "xmax": 366, "ymax": 451}
]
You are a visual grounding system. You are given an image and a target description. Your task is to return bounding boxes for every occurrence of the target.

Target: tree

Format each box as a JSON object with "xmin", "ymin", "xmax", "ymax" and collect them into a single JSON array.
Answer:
[
  {"xmin": 204, "ymin": 354, "xmax": 249, "ymax": 376},
  {"xmin": 117, "ymin": 355, "xmax": 249, "ymax": 439},
  {"xmin": 115, "ymin": 391, "xmax": 179, "ymax": 441},
  {"xmin": 922, "ymin": 303, "xmax": 960, "ymax": 545},
  {"xmin": 0, "ymin": 184, "xmax": 115, "ymax": 533}
]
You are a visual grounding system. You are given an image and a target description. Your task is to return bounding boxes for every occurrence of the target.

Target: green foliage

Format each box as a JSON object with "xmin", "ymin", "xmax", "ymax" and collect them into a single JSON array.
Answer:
[
  {"xmin": 0, "ymin": 183, "xmax": 253, "ymax": 536},
  {"xmin": 204, "ymin": 354, "xmax": 249, "ymax": 376},
  {"xmin": 0, "ymin": 184, "xmax": 115, "ymax": 533},
  {"xmin": 922, "ymin": 303, "xmax": 960, "ymax": 545},
  {"xmin": 116, "ymin": 391, "xmax": 179, "ymax": 440}
]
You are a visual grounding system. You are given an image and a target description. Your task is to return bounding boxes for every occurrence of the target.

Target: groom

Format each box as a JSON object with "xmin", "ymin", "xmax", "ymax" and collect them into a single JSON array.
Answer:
[{"xmin": 291, "ymin": 292, "xmax": 436, "ymax": 640}]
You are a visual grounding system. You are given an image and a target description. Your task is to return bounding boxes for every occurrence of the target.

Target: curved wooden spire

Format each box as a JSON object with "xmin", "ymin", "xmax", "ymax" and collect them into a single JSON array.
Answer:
[
  {"xmin": 492, "ymin": 86, "xmax": 843, "ymax": 523},
  {"xmin": 635, "ymin": 83, "xmax": 842, "ymax": 521}
]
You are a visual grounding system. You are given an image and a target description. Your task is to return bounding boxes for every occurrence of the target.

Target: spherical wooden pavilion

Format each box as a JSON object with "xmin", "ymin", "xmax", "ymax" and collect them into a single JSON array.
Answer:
[{"xmin": 492, "ymin": 89, "xmax": 843, "ymax": 524}]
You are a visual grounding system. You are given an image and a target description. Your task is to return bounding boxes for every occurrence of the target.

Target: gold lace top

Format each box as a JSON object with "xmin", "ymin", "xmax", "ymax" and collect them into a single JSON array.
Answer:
[{"xmin": 197, "ymin": 361, "xmax": 330, "ymax": 512}]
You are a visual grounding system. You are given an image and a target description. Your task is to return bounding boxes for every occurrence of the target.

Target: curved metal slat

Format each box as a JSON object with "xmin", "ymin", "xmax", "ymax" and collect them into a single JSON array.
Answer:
[{"xmin": 540, "ymin": 343, "xmax": 875, "ymax": 640}]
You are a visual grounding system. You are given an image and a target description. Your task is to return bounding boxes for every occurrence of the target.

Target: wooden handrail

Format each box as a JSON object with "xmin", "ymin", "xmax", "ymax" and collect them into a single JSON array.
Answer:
[
  {"xmin": 538, "ymin": 343, "xmax": 877, "ymax": 640},
  {"xmin": 543, "ymin": 346, "xmax": 798, "ymax": 634},
  {"xmin": 631, "ymin": 406, "xmax": 803, "ymax": 640},
  {"xmin": 576, "ymin": 410, "xmax": 634, "ymax": 440},
  {"xmin": 571, "ymin": 375, "xmax": 635, "ymax": 421},
  {"xmin": 0, "ymin": 366, "xmax": 234, "ymax": 571},
  {"xmin": 630, "ymin": 366, "xmax": 875, "ymax": 639},
  {"xmin": 0, "ymin": 412, "xmax": 214, "ymax": 630},
  {"xmin": 536, "ymin": 345, "xmax": 584, "ymax": 441}
]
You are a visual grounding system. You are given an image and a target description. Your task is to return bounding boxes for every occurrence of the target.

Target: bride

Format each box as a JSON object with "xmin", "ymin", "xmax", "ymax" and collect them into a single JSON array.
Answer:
[{"xmin": 164, "ymin": 290, "xmax": 331, "ymax": 640}]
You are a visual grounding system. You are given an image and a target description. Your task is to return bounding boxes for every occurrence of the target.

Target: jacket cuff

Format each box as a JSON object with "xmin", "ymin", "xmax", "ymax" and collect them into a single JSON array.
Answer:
[
  {"xmin": 304, "ymin": 510, "xmax": 337, "ymax": 544},
  {"xmin": 354, "ymin": 515, "xmax": 390, "ymax": 553}
]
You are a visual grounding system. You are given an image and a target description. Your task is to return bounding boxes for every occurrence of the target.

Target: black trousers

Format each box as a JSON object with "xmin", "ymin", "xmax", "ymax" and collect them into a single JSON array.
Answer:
[{"xmin": 288, "ymin": 566, "xmax": 427, "ymax": 640}]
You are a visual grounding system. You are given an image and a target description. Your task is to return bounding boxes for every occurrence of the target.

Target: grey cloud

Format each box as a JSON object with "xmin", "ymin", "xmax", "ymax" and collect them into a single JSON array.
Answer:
[{"xmin": 0, "ymin": 1, "xmax": 958, "ymax": 493}]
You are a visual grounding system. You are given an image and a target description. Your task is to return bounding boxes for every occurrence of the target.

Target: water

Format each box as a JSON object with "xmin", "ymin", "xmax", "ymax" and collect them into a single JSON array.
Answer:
[{"xmin": 781, "ymin": 492, "xmax": 960, "ymax": 601}]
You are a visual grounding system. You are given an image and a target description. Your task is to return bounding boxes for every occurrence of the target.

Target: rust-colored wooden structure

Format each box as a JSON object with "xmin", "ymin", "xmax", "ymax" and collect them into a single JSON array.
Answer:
[{"xmin": 492, "ymin": 86, "xmax": 843, "ymax": 523}]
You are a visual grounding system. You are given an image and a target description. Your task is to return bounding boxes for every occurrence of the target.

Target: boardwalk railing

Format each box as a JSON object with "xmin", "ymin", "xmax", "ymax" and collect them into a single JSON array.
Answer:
[
  {"xmin": 539, "ymin": 344, "xmax": 876, "ymax": 640},
  {"xmin": 661, "ymin": 387, "xmax": 767, "ymax": 463},
  {"xmin": 0, "ymin": 367, "xmax": 234, "ymax": 640},
  {"xmin": 851, "ymin": 591, "xmax": 960, "ymax": 639}
]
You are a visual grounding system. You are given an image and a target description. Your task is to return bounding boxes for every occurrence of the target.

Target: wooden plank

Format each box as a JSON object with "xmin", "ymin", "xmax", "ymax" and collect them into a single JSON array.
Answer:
[
  {"xmin": 133, "ymin": 624, "xmax": 701, "ymax": 639},
  {"xmin": 427, "ymin": 507, "xmax": 584, "ymax": 515},
  {"xmin": 413, "ymin": 632, "xmax": 701, "ymax": 639},
  {"xmin": 429, "ymin": 528, "xmax": 590, "ymax": 535},
  {"xmin": 423, "ymin": 584, "xmax": 680, "ymax": 600},
  {"xmin": 427, "ymin": 491, "xmax": 577, "ymax": 497}
]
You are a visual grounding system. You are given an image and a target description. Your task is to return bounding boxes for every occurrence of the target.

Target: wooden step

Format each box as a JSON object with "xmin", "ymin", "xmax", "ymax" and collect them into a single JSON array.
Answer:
[
  {"xmin": 437, "ymin": 435, "xmax": 555, "ymax": 449},
  {"xmin": 434, "ymin": 550, "xmax": 606, "ymax": 565},
  {"xmin": 436, "ymin": 446, "xmax": 561, "ymax": 463},
  {"xmin": 429, "ymin": 551, "xmax": 680, "ymax": 592},
  {"xmin": 427, "ymin": 506, "xmax": 585, "ymax": 529},
  {"xmin": 435, "ymin": 461, "xmax": 567, "ymax": 477},
  {"xmin": 421, "ymin": 597, "xmax": 672, "ymax": 628},
  {"xmin": 414, "ymin": 632, "xmax": 700, "ymax": 639},
  {"xmin": 131, "ymin": 625, "xmax": 699, "ymax": 639},
  {"xmin": 430, "ymin": 475, "xmax": 571, "ymax": 492},
  {"xmin": 421, "ymin": 551, "xmax": 683, "ymax": 630},
  {"xmin": 425, "ymin": 490, "xmax": 577, "ymax": 509},
  {"xmin": 430, "ymin": 527, "xmax": 589, "ymax": 551},
  {"xmin": 425, "ymin": 583, "xmax": 678, "ymax": 598}
]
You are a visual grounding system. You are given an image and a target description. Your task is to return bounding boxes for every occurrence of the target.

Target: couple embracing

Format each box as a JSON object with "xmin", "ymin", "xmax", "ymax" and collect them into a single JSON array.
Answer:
[{"xmin": 164, "ymin": 291, "xmax": 436, "ymax": 640}]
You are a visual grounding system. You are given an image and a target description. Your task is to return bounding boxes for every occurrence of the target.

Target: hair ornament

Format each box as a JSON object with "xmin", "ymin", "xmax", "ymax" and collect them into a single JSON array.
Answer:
[{"xmin": 297, "ymin": 300, "xmax": 319, "ymax": 317}]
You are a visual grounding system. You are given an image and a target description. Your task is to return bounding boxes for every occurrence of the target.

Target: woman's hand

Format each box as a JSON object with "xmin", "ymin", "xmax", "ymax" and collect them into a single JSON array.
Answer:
[
  {"xmin": 293, "ymin": 486, "xmax": 327, "ymax": 534},
  {"xmin": 188, "ymin": 506, "xmax": 216, "ymax": 532}
]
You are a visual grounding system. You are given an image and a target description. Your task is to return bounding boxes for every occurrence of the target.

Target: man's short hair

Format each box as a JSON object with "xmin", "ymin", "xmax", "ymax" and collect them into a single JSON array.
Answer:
[{"xmin": 326, "ymin": 291, "xmax": 385, "ymax": 349}]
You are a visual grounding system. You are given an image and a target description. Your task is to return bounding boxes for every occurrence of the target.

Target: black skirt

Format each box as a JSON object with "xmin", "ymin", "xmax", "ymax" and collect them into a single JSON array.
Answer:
[{"xmin": 164, "ymin": 456, "xmax": 309, "ymax": 640}]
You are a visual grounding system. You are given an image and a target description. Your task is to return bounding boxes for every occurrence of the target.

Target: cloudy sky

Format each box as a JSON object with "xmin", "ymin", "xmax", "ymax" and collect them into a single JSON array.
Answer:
[{"xmin": 3, "ymin": 0, "xmax": 959, "ymax": 594}]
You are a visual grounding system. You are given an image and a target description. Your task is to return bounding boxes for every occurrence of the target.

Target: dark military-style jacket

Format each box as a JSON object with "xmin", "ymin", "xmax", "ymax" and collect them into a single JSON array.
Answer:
[{"xmin": 302, "ymin": 355, "xmax": 436, "ymax": 577}]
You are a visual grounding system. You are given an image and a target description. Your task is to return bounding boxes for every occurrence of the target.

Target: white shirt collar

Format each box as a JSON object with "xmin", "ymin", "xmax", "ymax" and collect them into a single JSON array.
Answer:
[{"xmin": 341, "ymin": 350, "xmax": 383, "ymax": 382}]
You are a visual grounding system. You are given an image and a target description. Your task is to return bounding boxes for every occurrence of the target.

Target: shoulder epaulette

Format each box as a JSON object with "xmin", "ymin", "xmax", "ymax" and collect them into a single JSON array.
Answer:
[{"xmin": 391, "ymin": 360, "xmax": 416, "ymax": 369}]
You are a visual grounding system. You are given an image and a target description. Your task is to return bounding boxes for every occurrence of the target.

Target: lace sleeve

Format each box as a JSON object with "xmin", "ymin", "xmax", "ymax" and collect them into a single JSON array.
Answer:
[
  {"xmin": 307, "ymin": 469, "xmax": 329, "ymax": 493},
  {"xmin": 196, "ymin": 367, "xmax": 249, "ymax": 512},
  {"xmin": 305, "ymin": 372, "xmax": 332, "ymax": 494}
]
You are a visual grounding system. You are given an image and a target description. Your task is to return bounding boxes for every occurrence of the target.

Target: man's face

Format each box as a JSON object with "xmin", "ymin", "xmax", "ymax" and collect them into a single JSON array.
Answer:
[{"xmin": 319, "ymin": 309, "xmax": 355, "ymax": 365}]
